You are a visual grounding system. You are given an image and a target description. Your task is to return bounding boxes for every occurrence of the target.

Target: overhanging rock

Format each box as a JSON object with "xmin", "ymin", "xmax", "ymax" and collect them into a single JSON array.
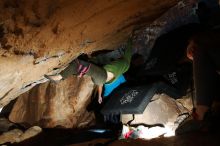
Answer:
[
  {"xmin": 0, "ymin": 0, "xmax": 177, "ymax": 107},
  {"xmin": 9, "ymin": 76, "xmax": 95, "ymax": 128}
]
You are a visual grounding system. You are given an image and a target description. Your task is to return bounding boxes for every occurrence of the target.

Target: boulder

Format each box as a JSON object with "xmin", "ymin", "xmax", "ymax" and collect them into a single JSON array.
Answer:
[
  {"xmin": 9, "ymin": 76, "xmax": 95, "ymax": 128},
  {"xmin": 0, "ymin": 126, "xmax": 42, "ymax": 145}
]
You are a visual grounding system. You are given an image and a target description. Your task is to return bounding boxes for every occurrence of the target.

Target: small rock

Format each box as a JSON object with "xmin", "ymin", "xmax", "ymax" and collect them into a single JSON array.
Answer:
[
  {"xmin": 19, "ymin": 126, "xmax": 42, "ymax": 142},
  {"xmin": 0, "ymin": 129, "xmax": 23, "ymax": 145},
  {"xmin": 0, "ymin": 126, "xmax": 42, "ymax": 144}
]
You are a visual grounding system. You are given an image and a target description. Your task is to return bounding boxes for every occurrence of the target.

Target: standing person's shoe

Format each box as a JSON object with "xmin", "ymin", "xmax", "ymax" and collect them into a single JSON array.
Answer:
[{"xmin": 175, "ymin": 110, "xmax": 212, "ymax": 135}]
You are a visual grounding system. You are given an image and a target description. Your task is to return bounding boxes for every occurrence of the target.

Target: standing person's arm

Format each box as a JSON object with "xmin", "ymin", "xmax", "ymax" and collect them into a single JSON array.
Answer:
[
  {"xmin": 187, "ymin": 40, "xmax": 197, "ymax": 60},
  {"xmin": 98, "ymin": 85, "xmax": 103, "ymax": 104}
]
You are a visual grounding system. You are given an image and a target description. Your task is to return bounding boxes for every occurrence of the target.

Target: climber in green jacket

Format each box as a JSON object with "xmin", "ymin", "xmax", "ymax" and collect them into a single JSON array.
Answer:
[{"xmin": 45, "ymin": 38, "xmax": 132, "ymax": 104}]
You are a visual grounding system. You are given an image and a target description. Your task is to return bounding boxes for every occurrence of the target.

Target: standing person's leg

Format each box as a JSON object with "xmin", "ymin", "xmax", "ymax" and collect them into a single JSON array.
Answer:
[
  {"xmin": 193, "ymin": 46, "xmax": 216, "ymax": 120},
  {"xmin": 175, "ymin": 41, "xmax": 218, "ymax": 134}
]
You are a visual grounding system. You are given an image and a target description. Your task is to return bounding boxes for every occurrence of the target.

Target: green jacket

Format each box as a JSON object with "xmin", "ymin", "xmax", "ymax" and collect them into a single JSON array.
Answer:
[{"xmin": 104, "ymin": 39, "xmax": 132, "ymax": 82}]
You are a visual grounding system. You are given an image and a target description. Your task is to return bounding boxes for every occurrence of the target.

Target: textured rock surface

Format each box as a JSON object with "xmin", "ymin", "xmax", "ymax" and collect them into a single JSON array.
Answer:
[
  {"xmin": 18, "ymin": 126, "xmax": 42, "ymax": 143},
  {"xmin": 9, "ymin": 76, "xmax": 95, "ymax": 128},
  {"xmin": 0, "ymin": 117, "xmax": 14, "ymax": 133},
  {"xmin": 0, "ymin": 126, "xmax": 42, "ymax": 145},
  {"xmin": 0, "ymin": 129, "xmax": 23, "ymax": 144},
  {"xmin": 0, "ymin": 0, "xmax": 177, "ymax": 108}
]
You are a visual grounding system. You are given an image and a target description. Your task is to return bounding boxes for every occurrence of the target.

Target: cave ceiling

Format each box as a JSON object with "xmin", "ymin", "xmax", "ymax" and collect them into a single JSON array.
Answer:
[{"xmin": 0, "ymin": 0, "xmax": 177, "ymax": 107}]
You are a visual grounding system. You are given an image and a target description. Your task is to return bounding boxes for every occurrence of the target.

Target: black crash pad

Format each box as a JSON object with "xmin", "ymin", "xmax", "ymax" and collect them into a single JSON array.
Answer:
[
  {"xmin": 101, "ymin": 82, "xmax": 180, "ymax": 115},
  {"xmin": 101, "ymin": 82, "xmax": 156, "ymax": 115}
]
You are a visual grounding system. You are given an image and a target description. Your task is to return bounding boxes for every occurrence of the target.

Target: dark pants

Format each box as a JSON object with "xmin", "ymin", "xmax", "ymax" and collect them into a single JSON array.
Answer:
[
  {"xmin": 193, "ymin": 30, "xmax": 220, "ymax": 107},
  {"xmin": 60, "ymin": 60, "xmax": 107, "ymax": 85}
]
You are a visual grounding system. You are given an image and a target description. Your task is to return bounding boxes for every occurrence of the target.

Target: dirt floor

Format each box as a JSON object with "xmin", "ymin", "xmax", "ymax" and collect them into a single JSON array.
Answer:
[
  {"xmin": 9, "ymin": 128, "xmax": 220, "ymax": 146},
  {"xmin": 8, "ymin": 104, "xmax": 220, "ymax": 146}
]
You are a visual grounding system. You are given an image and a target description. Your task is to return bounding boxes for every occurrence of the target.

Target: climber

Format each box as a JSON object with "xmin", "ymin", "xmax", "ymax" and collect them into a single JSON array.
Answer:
[{"xmin": 45, "ymin": 39, "xmax": 132, "ymax": 104}]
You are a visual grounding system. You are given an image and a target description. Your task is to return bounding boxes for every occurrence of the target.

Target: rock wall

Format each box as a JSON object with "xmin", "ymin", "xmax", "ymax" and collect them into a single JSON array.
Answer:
[
  {"xmin": 121, "ymin": 94, "xmax": 191, "ymax": 127},
  {"xmin": 0, "ymin": 0, "xmax": 177, "ymax": 108},
  {"xmin": 9, "ymin": 76, "xmax": 95, "ymax": 128}
]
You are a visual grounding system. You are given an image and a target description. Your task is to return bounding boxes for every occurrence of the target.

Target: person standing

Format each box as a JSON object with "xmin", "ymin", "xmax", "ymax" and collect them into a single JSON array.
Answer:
[{"xmin": 176, "ymin": 28, "xmax": 220, "ymax": 134}]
